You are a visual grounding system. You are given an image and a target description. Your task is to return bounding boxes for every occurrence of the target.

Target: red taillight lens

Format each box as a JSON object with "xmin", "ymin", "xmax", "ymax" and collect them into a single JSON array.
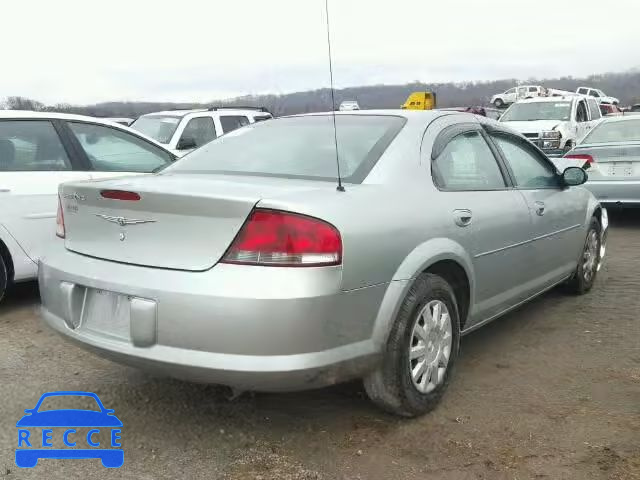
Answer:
[
  {"xmin": 221, "ymin": 209, "xmax": 342, "ymax": 267},
  {"xmin": 56, "ymin": 195, "xmax": 65, "ymax": 238},
  {"xmin": 101, "ymin": 190, "xmax": 141, "ymax": 201},
  {"xmin": 564, "ymin": 153, "xmax": 594, "ymax": 164}
]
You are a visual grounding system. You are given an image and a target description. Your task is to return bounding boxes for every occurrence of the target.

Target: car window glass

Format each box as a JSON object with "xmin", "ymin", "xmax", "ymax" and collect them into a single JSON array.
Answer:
[
  {"xmin": 432, "ymin": 131, "xmax": 506, "ymax": 190},
  {"xmin": 506, "ymin": 88, "xmax": 515, "ymax": 94},
  {"xmin": 590, "ymin": 90, "xmax": 600, "ymax": 97},
  {"xmin": 219, "ymin": 115, "xmax": 250, "ymax": 134},
  {"xmin": 529, "ymin": 87, "xmax": 537, "ymax": 92},
  {"xmin": 492, "ymin": 135, "xmax": 559, "ymax": 188},
  {"xmin": 179, "ymin": 116, "xmax": 216, "ymax": 147},
  {"xmin": 0, "ymin": 120, "xmax": 71, "ymax": 171},
  {"xmin": 588, "ymin": 99, "xmax": 601, "ymax": 119},
  {"xmin": 576, "ymin": 101, "xmax": 588, "ymax": 122},
  {"xmin": 253, "ymin": 115, "xmax": 272, "ymax": 122},
  {"xmin": 578, "ymin": 88, "xmax": 587, "ymax": 94},
  {"xmin": 68, "ymin": 122, "xmax": 173, "ymax": 173}
]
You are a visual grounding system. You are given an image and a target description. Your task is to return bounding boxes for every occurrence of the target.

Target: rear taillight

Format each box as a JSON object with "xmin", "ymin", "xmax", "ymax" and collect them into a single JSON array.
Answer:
[
  {"xmin": 221, "ymin": 209, "xmax": 342, "ymax": 267},
  {"xmin": 56, "ymin": 195, "xmax": 65, "ymax": 238},
  {"xmin": 564, "ymin": 153, "xmax": 594, "ymax": 164},
  {"xmin": 101, "ymin": 190, "xmax": 141, "ymax": 201}
]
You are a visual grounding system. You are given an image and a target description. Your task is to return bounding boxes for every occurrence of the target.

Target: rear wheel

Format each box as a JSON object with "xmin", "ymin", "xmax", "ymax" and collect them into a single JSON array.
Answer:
[
  {"xmin": 364, "ymin": 273, "xmax": 460, "ymax": 417},
  {"xmin": 0, "ymin": 255, "xmax": 7, "ymax": 304},
  {"xmin": 566, "ymin": 217, "xmax": 601, "ymax": 294}
]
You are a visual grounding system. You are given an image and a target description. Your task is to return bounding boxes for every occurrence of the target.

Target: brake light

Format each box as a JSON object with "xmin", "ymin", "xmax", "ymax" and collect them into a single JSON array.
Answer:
[
  {"xmin": 56, "ymin": 195, "xmax": 65, "ymax": 238},
  {"xmin": 564, "ymin": 153, "xmax": 594, "ymax": 164},
  {"xmin": 221, "ymin": 209, "xmax": 342, "ymax": 267},
  {"xmin": 101, "ymin": 190, "xmax": 141, "ymax": 201}
]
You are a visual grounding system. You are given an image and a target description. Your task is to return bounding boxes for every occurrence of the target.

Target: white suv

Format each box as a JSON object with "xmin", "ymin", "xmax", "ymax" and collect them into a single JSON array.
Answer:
[
  {"xmin": 130, "ymin": 107, "xmax": 272, "ymax": 156},
  {"xmin": 500, "ymin": 95, "xmax": 602, "ymax": 156},
  {"xmin": 491, "ymin": 85, "xmax": 545, "ymax": 108}
]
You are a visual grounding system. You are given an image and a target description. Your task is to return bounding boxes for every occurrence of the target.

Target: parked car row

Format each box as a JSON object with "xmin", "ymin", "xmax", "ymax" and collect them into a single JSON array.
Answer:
[{"xmin": 491, "ymin": 85, "xmax": 620, "ymax": 108}]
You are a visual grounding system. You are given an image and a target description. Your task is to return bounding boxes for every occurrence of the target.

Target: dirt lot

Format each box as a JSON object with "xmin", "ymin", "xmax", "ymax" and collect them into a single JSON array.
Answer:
[{"xmin": 1, "ymin": 211, "xmax": 639, "ymax": 480}]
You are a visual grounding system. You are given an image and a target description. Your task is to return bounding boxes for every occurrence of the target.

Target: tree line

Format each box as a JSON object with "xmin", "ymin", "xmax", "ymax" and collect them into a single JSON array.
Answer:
[{"xmin": 2, "ymin": 70, "xmax": 639, "ymax": 118}]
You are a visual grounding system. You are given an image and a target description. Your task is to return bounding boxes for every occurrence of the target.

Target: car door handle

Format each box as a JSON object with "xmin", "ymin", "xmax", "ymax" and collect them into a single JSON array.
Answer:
[
  {"xmin": 453, "ymin": 209, "xmax": 472, "ymax": 227},
  {"xmin": 534, "ymin": 201, "xmax": 545, "ymax": 216}
]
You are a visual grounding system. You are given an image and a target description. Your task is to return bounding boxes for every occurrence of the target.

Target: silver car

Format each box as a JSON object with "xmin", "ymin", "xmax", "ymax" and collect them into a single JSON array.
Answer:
[
  {"xmin": 560, "ymin": 115, "xmax": 640, "ymax": 207},
  {"xmin": 39, "ymin": 111, "xmax": 607, "ymax": 417}
]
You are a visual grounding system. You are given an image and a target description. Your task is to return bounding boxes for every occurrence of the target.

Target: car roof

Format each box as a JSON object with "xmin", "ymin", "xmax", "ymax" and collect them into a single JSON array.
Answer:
[
  {"xmin": 141, "ymin": 109, "xmax": 269, "ymax": 118},
  {"xmin": 516, "ymin": 96, "xmax": 576, "ymax": 104},
  {"xmin": 0, "ymin": 110, "xmax": 174, "ymax": 152}
]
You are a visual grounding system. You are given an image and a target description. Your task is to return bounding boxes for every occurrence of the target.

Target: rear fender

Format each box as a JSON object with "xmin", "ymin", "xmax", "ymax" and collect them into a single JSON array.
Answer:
[{"xmin": 370, "ymin": 238, "xmax": 475, "ymax": 350}]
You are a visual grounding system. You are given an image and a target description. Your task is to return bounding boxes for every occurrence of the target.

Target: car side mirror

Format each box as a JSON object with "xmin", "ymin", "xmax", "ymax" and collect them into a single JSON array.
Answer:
[
  {"xmin": 562, "ymin": 166, "xmax": 588, "ymax": 186},
  {"xmin": 176, "ymin": 136, "xmax": 197, "ymax": 150},
  {"xmin": 24, "ymin": 409, "xmax": 34, "ymax": 414}
]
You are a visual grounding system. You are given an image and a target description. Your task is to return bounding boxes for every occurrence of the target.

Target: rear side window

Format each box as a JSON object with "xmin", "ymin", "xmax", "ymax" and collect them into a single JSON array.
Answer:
[
  {"xmin": 68, "ymin": 122, "xmax": 173, "ymax": 173},
  {"xmin": 0, "ymin": 120, "xmax": 71, "ymax": 171},
  {"xmin": 179, "ymin": 117, "xmax": 216, "ymax": 147},
  {"xmin": 168, "ymin": 115, "xmax": 406, "ymax": 183},
  {"xmin": 492, "ymin": 134, "xmax": 559, "ymax": 189},
  {"xmin": 529, "ymin": 87, "xmax": 538, "ymax": 92},
  {"xmin": 588, "ymin": 99, "xmax": 601, "ymax": 120},
  {"xmin": 432, "ymin": 131, "xmax": 506, "ymax": 191},
  {"xmin": 220, "ymin": 115, "xmax": 250, "ymax": 133}
]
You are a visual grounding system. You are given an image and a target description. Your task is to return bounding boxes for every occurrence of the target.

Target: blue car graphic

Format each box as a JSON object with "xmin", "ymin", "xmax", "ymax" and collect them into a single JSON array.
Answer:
[{"xmin": 16, "ymin": 391, "xmax": 123, "ymax": 468}]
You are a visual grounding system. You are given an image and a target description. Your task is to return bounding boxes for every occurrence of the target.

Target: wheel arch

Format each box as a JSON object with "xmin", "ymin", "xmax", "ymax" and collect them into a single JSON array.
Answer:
[
  {"xmin": 371, "ymin": 238, "xmax": 475, "ymax": 349},
  {"xmin": 0, "ymin": 235, "xmax": 15, "ymax": 285}
]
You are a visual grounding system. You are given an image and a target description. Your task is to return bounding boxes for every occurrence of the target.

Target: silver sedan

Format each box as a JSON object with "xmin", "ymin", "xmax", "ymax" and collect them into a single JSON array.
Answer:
[
  {"xmin": 560, "ymin": 115, "xmax": 640, "ymax": 207},
  {"xmin": 39, "ymin": 111, "xmax": 607, "ymax": 417}
]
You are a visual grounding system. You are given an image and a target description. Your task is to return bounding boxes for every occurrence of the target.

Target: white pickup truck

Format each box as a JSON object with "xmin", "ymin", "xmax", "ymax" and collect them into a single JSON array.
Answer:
[{"xmin": 500, "ymin": 96, "xmax": 602, "ymax": 157}]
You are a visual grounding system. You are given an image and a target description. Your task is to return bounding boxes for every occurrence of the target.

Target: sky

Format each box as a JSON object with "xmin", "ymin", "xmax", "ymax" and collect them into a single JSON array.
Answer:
[{"xmin": 2, "ymin": 0, "xmax": 639, "ymax": 105}]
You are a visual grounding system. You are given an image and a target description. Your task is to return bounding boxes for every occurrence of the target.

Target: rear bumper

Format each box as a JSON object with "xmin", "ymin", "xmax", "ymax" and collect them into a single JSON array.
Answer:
[
  {"xmin": 584, "ymin": 179, "xmax": 640, "ymax": 206},
  {"xmin": 38, "ymin": 244, "xmax": 385, "ymax": 391}
]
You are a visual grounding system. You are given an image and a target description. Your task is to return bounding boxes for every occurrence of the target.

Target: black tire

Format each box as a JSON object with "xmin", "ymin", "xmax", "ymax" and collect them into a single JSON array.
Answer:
[
  {"xmin": 493, "ymin": 98, "xmax": 504, "ymax": 108},
  {"xmin": 0, "ymin": 254, "xmax": 7, "ymax": 304},
  {"xmin": 565, "ymin": 217, "xmax": 601, "ymax": 295},
  {"xmin": 364, "ymin": 273, "xmax": 461, "ymax": 417}
]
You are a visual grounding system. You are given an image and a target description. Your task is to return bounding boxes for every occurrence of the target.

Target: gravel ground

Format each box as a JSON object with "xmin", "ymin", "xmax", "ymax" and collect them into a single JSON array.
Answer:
[{"xmin": 1, "ymin": 211, "xmax": 639, "ymax": 480}]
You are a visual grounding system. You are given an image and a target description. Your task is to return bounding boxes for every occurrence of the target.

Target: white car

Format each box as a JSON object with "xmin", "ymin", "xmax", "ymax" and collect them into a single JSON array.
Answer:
[
  {"xmin": 500, "ymin": 96, "xmax": 602, "ymax": 156},
  {"xmin": 338, "ymin": 101, "xmax": 360, "ymax": 111},
  {"xmin": 0, "ymin": 111, "xmax": 176, "ymax": 301},
  {"xmin": 130, "ymin": 107, "xmax": 273, "ymax": 157},
  {"xmin": 491, "ymin": 85, "xmax": 545, "ymax": 108},
  {"xmin": 104, "ymin": 117, "xmax": 134, "ymax": 126},
  {"xmin": 576, "ymin": 87, "xmax": 619, "ymax": 105}
]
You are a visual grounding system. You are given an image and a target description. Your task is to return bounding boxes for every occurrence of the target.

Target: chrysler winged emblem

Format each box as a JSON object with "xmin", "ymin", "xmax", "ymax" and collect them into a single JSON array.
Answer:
[{"xmin": 95, "ymin": 214, "xmax": 156, "ymax": 227}]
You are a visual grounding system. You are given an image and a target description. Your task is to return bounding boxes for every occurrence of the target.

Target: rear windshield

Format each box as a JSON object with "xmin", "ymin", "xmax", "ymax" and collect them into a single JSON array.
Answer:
[
  {"xmin": 582, "ymin": 119, "xmax": 640, "ymax": 144},
  {"xmin": 166, "ymin": 115, "xmax": 406, "ymax": 183},
  {"xmin": 130, "ymin": 115, "xmax": 181, "ymax": 144}
]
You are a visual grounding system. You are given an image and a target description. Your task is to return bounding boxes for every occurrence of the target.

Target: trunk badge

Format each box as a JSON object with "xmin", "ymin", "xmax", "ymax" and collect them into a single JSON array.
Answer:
[
  {"xmin": 63, "ymin": 193, "xmax": 86, "ymax": 201},
  {"xmin": 95, "ymin": 214, "xmax": 156, "ymax": 227}
]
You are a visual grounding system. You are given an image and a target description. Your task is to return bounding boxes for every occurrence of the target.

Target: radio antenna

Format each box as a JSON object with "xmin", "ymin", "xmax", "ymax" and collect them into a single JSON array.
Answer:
[{"xmin": 324, "ymin": 0, "xmax": 345, "ymax": 192}]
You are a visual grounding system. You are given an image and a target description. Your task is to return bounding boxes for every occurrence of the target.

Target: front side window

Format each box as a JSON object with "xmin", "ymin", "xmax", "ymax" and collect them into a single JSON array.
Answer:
[
  {"xmin": 577, "ymin": 88, "xmax": 588, "ymax": 95},
  {"xmin": 576, "ymin": 101, "xmax": 588, "ymax": 122},
  {"xmin": 179, "ymin": 117, "xmax": 216, "ymax": 148},
  {"xmin": 219, "ymin": 115, "xmax": 250, "ymax": 134},
  {"xmin": 589, "ymin": 90, "xmax": 600, "ymax": 98},
  {"xmin": 0, "ymin": 120, "xmax": 71, "ymax": 171},
  {"xmin": 500, "ymin": 102, "xmax": 571, "ymax": 122},
  {"xmin": 167, "ymin": 115, "xmax": 405, "ymax": 183},
  {"xmin": 492, "ymin": 134, "xmax": 559, "ymax": 189},
  {"xmin": 68, "ymin": 122, "xmax": 173, "ymax": 173},
  {"xmin": 528, "ymin": 87, "xmax": 538, "ymax": 92},
  {"xmin": 432, "ymin": 131, "xmax": 506, "ymax": 191},
  {"xmin": 505, "ymin": 88, "xmax": 516, "ymax": 94}
]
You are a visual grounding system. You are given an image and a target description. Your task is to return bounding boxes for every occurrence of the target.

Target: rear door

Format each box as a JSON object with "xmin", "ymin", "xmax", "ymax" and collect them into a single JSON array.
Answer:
[
  {"xmin": 427, "ymin": 118, "xmax": 535, "ymax": 325},
  {"xmin": 62, "ymin": 121, "xmax": 175, "ymax": 181},
  {"xmin": 489, "ymin": 131, "xmax": 585, "ymax": 288},
  {"xmin": 0, "ymin": 119, "xmax": 90, "ymax": 262},
  {"xmin": 219, "ymin": 115, "xmax": 251, "ymax": 134}
]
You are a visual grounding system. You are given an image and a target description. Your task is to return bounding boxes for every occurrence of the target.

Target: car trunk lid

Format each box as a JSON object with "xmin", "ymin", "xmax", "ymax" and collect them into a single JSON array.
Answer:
[{"xmin": 60, "ymin": 173, "xmax": 328, "ymax": 271}]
